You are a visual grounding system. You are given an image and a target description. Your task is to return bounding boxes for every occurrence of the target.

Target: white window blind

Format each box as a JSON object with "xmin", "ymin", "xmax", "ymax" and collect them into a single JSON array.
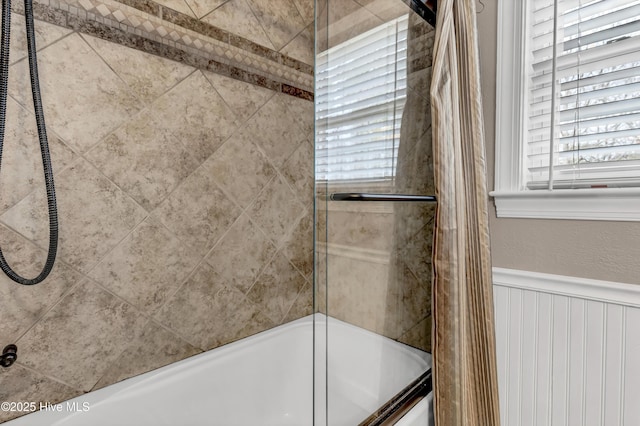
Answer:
[
  {"xmin": 527, "ymin": 0, "xmax": 640, "ymax": 189},
  {"xmin": 315, "ymin": 15, "xmax": 408, "ymax": 183}
]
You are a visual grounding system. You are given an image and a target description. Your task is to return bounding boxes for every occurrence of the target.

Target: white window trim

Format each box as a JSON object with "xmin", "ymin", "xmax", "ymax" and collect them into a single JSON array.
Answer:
[{"xmin": 490, "ymin": 0, "xmax": 640, "ymax": 222}]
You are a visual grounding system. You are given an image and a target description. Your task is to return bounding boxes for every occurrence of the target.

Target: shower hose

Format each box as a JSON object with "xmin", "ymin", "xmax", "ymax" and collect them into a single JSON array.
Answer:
[{"xmin": 0, "ymin": 0, "xmax": 58, "ymax": 285}]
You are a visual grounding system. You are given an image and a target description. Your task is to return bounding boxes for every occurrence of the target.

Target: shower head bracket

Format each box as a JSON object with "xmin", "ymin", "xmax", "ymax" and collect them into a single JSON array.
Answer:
[{"xmin": 1, "ymin": 344, "xmax": 17, "ymax": 368}]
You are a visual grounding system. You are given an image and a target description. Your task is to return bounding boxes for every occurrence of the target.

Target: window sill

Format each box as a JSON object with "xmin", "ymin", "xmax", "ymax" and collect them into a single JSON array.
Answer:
[{"xmin": 490, "ymin": 187, "xmax": 640, "ymax": 221}]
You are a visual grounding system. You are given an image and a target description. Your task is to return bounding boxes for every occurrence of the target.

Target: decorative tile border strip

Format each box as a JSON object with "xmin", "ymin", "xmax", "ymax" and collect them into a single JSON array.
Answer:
[{"xmin": 14, "ymin": 0, "xmax": 314, "ymax": 100}]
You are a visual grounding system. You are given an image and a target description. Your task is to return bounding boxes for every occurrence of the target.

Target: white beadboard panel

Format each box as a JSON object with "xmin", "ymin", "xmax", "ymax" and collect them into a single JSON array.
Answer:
[
  {"xmin": 520, "ymin": 290, "xmax": 538, "ymax": 426},
  {"xmin": 603, "ymin": 304, "xmax": 624, "ymax": 426},
  {"xmin": 508, "ymin": 288, "xmax": 524, "ymax": 426},
  {"xmin": 551, "ymin": 295, "xmax": 569, "ymax": 426},
  {"xmin": 623, "ymin": 307, "xmax": 640, "ymax": 424},
  {"xmin": 535, "ymin": 292, "xmax": 553, "ymax": 426},
  {"xmin": 584, "ymin": 301, "xmax": 605, "ymax": 426},
  {"xmin": 493, "ymin": 268, "xmax": 640, "ymax": 426},
  {"xmin": 567, "ymin": 298, "xmax": 586, "ymax": 426},
  {"xmin": 494, "ymin": 285, "xmax": 510, "ymax": 426}
]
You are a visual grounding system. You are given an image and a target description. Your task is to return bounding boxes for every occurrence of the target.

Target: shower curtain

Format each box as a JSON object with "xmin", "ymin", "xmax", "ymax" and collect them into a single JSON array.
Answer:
[{"xmin": 429, "ymin": 0, "xmax": 500, "ymax": 424}]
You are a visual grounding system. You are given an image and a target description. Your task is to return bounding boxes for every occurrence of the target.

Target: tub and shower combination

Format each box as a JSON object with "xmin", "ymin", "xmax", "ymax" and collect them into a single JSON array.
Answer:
[
  {"xmin": 6, "ymin": 316, "xmax": 433, "ymax": 425},
  {"xmin": 0, "ymin": 0, "xmax": 438, "ymax": 423}
]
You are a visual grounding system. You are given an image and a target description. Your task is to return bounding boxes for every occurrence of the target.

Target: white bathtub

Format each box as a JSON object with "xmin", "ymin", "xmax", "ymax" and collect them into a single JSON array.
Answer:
[{"xmin": 7, "ymin": 314, "xmax": 431, "ymax": 425}]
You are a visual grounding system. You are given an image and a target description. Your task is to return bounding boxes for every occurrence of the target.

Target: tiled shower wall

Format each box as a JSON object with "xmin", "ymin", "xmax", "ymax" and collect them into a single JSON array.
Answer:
[{"xmin": 0, "ymin": 0, "xmax": 313, "ymax": 422}]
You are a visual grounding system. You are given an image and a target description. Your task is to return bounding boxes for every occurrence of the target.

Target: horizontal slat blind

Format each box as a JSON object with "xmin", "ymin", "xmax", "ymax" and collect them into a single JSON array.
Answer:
[
  {"xmin": 315, "ymin": 15, "xmax": 408, "ymax": 182},
  {"xmin": 526, "ymin": 0, "xmax": 640, "ymax": 189}
]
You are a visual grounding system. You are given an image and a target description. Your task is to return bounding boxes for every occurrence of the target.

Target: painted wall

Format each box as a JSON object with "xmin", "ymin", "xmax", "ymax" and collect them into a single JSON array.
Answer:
[
  {"xmin": 0, "ymin": 0, "xmax": 313, "ymax": 422},
  {"xmin": 477, "ymin": 0, "xmax": 640, "ymax": 285}
]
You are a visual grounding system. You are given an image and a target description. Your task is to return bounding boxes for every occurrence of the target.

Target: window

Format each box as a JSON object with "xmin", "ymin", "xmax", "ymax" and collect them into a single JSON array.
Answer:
[
  {"xmin": 315, "ymin": 15, "xmax": 408, "ymax": 184},
  {"xmin": 492, "ymin": 0, "xmax": 640, "ymax": 220}
]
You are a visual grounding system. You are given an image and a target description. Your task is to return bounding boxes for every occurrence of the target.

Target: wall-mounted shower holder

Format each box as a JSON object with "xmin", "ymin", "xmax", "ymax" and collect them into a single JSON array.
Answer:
[{"xmin": 1, "ymin": 344, "xmax": 17, "ymax": 368}]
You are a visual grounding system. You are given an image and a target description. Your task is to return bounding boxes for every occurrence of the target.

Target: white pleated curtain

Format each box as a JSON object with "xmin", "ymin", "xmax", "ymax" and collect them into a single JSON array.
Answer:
[{"xmin": 430, "ymin": 0, "xmax": 500, "ymax": 424}]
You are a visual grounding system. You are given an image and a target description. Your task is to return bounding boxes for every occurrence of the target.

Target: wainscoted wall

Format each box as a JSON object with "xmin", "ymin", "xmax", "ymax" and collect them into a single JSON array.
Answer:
[
  {"xmin": 493, "ymin": 268, "xmax": 640, "ymax": 426},
  {"xmin": 0, "ymin": 0, "xmax": 313, "ymax": 422}
]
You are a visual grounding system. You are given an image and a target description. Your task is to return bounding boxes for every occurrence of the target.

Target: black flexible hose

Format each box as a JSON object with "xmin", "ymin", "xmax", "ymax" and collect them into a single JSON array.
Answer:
[{"xmin": 0, "ymin": 0, "xmax": 58, "ymax": 285}]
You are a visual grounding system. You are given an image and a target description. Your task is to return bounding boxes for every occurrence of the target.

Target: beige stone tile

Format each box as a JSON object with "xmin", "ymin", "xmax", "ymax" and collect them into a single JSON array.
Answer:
[
  {"xmin": 205, "ymin": 127, "xmax": 276, "ymax": 208},
  {"xmin": 8, "ymin": 34, "xmax": 142, "ymax": 153},
  {"xmin": 185, "ymin": 0, "xmax": 227, "ymax": 18},
  {"xmin": 88, "ymin": 218, "xmax": 200, "ymax": 314},
  {"xmin": 245, "ymin": 94, "xmax": 306, "ymax": 168},
  {"xmin": 151, "ymin": 71, "xmax": 238, "ymax": 164},
  {"xmin": 281, "ymin": 210, "xmax": 313, "ymax": 277},
  {"xmin": 0, "ymin": 365, "xmax": 80, "ymax": 423},
  {"xmin": 229, "ymin": 310, "xmax": 276, "ymax": 341},
  {"xmin": 282, "ymin": 278, "xmax": 313, "ymax": 322},
  {"xmin": 291, "ymin": 0, "xmax": 314, "ymax": 26},
  {"xmin": 82, "ymin": 34, "xmax": 195, "ymax": 104},
  {"xmin": 281, "ymin": 139, "xmax": 314, "ymax": 207},
  {"xmin": 156, "ymin": 262, "xmax": 269, "ymax": 350},
  {"xmin": 203, "ymin": 70, "xmax": 274, "ymax": 122},
  {"xmin": 318, "ymin": 0, "xmax": 382, "ymax": 50},
  {"xmin": 93, "ymin": 321, "xmax": 201, "ymax": 390},
  {"xmin": 153, "ymin": 158, "xmax": 241, "ymax": 256},
  {"xmin": 16, "ymin": 280, "xmax": 148, "ymax": 391},
  {"xmin": 201, "ymin": 0, "xmax": 275, "ymax": 50},
  {"xmin": 280, "ymin": 24, "xmax": 314, "ymax": 66},
  {"xmin": 154, "ymin": 0, "xmax": 196, "ymax": 17},
  {"xmin": 245, "ymin": 174, "xmax": 305, "ymax": 247},
  {"xmin": 385, "ymin": 259, "xmax": 431, "ymax": 338},
  {"xmin": 0, "ymin": 97, "xmax": 76, "ymax": 214},
  {"xmin": 85, "ymin": 108, "xmax": 199, "ymax": 211},
  {"xmin": 354, "ymin": 0, "xmax": 412, "ymax": 22},
  {"xmin": 398, "ymin": 315, "xmax": 431, "ymax": 352},
  {"xmin": 0, "ymin": 225, "xmax": 82, "ymax": 343},
  {"xmin": 206, "ymin": 214, "xmax": 277, "ymax": 293},
  {"xmin": 9, "ymin": 15, "xmax": 72, "ymax": 65},
  {"xmin": 394, "ymin": 207, "xmax": 435, "ymax": 281},
  {"xmin": 284, "ymin": 95, "xmax": 314, "ymax": 139},
  {"xmin": 0, "ymin": 160, "xmax": 148, "ymax": 273},
  {"xmin": 314, "ymin": 240, "xmax": 327, "ymax": 314},
  {"xmin": 326, "ymin": 254, "xmax": 389, "ymax": 334},
  {"xmin": 247, "ymin": 252, "xmax": 306, "ymax": 324},
  {"xmin": 327, "ymin": 209, "xmax": 395, "ymax": 252},
  {"xmin": 246, "ymin": 0, "xmax": 306, "ymax": 50}
]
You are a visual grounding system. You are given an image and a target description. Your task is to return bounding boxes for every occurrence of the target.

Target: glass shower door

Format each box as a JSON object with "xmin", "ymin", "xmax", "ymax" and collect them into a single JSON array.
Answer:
[{"xmin": 315, "ymin": 0, "xmax": 437, "ymax": 424}]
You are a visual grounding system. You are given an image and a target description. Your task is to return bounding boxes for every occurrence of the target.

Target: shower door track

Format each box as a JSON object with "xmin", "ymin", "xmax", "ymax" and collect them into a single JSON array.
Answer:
[{"xmin": 358, "ymin": 369, "xmax": 432, "ymax": 426}]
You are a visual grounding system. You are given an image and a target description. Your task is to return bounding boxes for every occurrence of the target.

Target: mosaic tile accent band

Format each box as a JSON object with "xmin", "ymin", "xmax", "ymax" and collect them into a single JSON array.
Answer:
[{"xmin": 14, "ymin": 0, "xmax": 314, "ymax": 99}]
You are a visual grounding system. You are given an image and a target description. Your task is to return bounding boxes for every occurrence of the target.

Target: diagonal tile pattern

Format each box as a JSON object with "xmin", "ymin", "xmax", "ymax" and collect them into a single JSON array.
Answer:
[
  {"xmin": 0, "ymin": 97, "xmax": 76, "ymax": 215},
  {"xmin": 0, "ymin": 365, "xmax": 80, "ymax": 423},
  {"xmin": 206, "ymin": 214, "xmax": 277, "ymax": 293},
  {"xmin": 246, "ymin": 0, "xmax": 307, "ymax": 51},
  {"xmin": 16, "ymin": 279, "xmax": 149, "ymax": 391},
  {"xmin": 8, "ymin": 33, "xmax": 143, "ymax": 154},
  {"xmin": 0, "ymin": 225, "xmax": 83, "ymax": 343},
  {"xmin": 205, "ymin": 126, "xmax": 277, "ymax": 209},
  {"xmin": 0, "ymin": 10, "xmax": 313, "ymax": 421},
  {"xmin": 151, "ymin": 71, "xmax": 239, "ymax": 164},
  {"xmin": 201, "ymin": 0, "xmax": 275, "ymax": 50},
  {"xmin": 85, "ymin": 108, "xmax": 199, "ymax": 211},
  {"xmin": 1, "ymin": 160, "xmax": 148, "ymax": 274},
  {"xmin": 82, "ymin": 34, "xmax": 195, "ymax": 105},
  {"xmin": 155, "ymin": 262, "xmax": 274, "ymax": 350},
  {"xmin": 184, "ymin": 0, "xmax": 227, "ymax": 18},
  {"xmin": 88, "ymin": 217, "xmax": 200, "ymax": 314},
  {"xmin": 152, "ymin": 157, "xmax": 242, "ymax": 257}
]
